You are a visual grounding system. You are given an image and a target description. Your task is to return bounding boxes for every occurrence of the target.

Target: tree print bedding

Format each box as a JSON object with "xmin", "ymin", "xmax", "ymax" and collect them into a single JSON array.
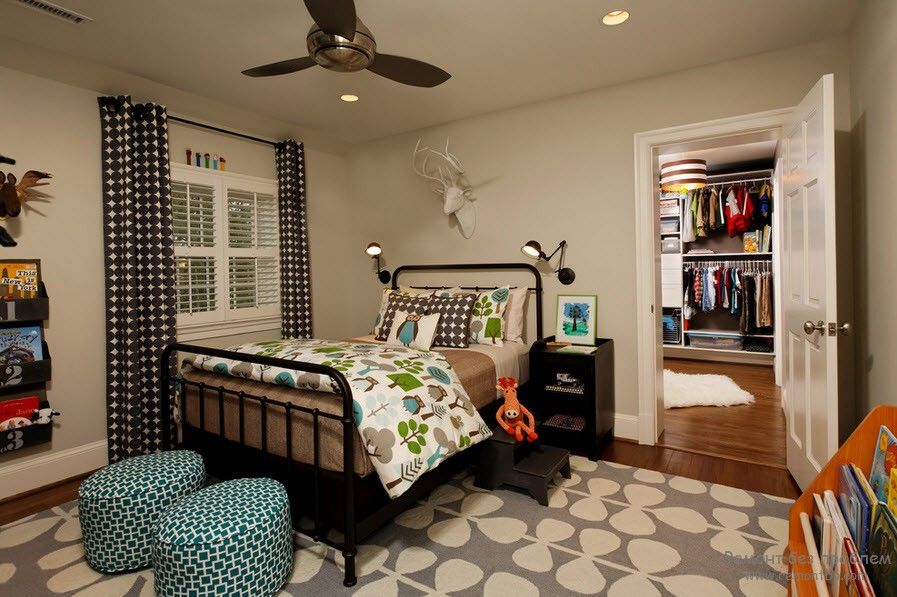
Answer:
[{"xmin": 187, "ymin": 339, "xmax": 492, "ymax": 498}]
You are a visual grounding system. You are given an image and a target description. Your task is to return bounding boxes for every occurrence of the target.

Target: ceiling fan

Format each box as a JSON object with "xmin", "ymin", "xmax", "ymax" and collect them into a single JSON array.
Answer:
[{"xmin": 242, "ymin": 0, "xmax": 451, "ymax": 88}]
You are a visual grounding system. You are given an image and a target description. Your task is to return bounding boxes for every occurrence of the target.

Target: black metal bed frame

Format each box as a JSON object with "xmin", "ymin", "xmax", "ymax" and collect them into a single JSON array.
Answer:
[{"xmin": 158, "ymin": 262, "xmax": 542, "ymax": 587}]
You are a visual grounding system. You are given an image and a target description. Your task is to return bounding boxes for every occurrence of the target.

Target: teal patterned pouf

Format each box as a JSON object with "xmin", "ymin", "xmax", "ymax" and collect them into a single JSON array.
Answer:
[
  {"xmin": 78, "ymin": 450, "xmax": 205, "ymax": 574},
  {"xmin": 152, "ymin": 477, "xmax": 294, "ymax": 597}
]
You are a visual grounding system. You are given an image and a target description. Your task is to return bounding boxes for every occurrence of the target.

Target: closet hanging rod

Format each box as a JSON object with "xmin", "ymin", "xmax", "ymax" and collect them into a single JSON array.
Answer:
[
  {"xmin": 706, "ymin": 168, "xmax": 773, "ymax": 179},
  {"xmin": 703, "ymin": 176, "xmax": 771, "ymax": 185}
]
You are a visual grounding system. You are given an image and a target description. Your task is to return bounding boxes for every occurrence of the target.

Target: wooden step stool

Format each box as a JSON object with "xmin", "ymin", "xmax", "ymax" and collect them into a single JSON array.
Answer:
[{"xmin": 474, "ymin": 427, "xmax": 571, "ymax": 505}]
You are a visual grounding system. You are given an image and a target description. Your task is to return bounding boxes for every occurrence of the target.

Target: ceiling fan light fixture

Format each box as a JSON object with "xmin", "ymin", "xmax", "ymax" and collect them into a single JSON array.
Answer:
[
  {"xmin": 340, "ymin": 94, "xmax": 360, "ymax": 102},
  {"xmin": 602, "ymin": 9, "xmax": 630, "ymax": 26}
]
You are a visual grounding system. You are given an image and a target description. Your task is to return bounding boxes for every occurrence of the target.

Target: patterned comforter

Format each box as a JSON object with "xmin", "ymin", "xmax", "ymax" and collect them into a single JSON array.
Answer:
[{"xmin": 188, "ymin": 339, "xmax": 492, "ymax": 498}]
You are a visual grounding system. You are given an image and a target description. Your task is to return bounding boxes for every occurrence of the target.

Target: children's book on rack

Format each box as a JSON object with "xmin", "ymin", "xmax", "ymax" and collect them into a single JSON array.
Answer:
[
  {"xmin": 808, "ymin": 422, "xmax": 897, "ymax": 595},
  {"xmin": 870, "ymin": 425, "xmax": 897, "ymax": 502},
  {"xmin": 0, "ymin": 325, "xmax": 43, "ymax": 364}
]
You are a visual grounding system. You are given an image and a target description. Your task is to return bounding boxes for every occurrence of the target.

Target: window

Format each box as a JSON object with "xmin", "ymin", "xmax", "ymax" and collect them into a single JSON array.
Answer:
[{"xmin": 171, "ymin": 164, "xmax": 280, "ymax": 340}]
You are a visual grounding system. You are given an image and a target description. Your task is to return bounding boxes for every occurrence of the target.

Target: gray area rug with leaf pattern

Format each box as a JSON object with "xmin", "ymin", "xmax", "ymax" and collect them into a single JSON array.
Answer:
[{"xmin": 0, "ymin": 457, "xmax": 791, "ymax": 596}]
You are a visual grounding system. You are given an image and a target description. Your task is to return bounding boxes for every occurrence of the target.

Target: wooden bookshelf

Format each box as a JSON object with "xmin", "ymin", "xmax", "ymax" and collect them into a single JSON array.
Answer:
[{"xmin": 788, "ymin": 405, "xmax": 897, "ymax": 595}]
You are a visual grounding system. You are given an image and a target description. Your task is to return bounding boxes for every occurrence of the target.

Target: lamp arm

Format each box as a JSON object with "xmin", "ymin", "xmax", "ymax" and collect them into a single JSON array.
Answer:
[{"xmin": 544, "ymin": 240, "xmax": 567, "ymax": 269}]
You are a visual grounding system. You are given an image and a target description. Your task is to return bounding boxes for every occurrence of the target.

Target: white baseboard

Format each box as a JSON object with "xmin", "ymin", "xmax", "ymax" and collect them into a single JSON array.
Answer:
[
  {"xmin": 0, "ymin": 439, "xmax": 108, "ymax": 501},
  {"xmin": 614, "ymin": 414, "xmax": 639, "ymax": 441}
]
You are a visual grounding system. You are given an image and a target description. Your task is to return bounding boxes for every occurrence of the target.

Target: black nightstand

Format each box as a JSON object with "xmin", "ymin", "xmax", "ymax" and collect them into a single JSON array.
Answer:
[{"xmin": 528, "ymin": 336, "xmax": 615, "ymax": 460}]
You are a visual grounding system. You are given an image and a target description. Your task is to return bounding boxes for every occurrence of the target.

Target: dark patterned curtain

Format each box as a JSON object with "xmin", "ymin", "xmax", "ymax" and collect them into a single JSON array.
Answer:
[
  {"xmin": 275, "ymin": 139, "xmax": 313, "ymax": 339},
  {"xmin": 98, "ymin": 96, "xmax": 176, "ymax": 462}
]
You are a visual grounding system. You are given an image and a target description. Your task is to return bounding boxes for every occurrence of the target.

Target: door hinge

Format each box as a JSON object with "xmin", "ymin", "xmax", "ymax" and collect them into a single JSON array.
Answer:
[{"xmin": 828, "ymin": 322, "xmax": 836, "ymax": 336}]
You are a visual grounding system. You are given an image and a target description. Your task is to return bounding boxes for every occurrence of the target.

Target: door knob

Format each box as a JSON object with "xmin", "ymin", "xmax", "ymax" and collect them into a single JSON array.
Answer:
[{"xmin": 803, "ymin": 320, "xmax": 825, "ymax": 335}]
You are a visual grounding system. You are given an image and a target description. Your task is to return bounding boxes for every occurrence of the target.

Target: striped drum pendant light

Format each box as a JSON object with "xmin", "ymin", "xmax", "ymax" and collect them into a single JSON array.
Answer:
[{"xmin": 660, "ymin": 158, "xmax": 707, "ymax": 191}]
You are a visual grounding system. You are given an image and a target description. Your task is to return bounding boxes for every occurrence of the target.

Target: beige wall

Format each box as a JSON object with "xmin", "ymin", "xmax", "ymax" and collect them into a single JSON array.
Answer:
[
  {"xmin": 340, "ymin": 38, "xmax": 852, "ymax": 421},
  {"xmin": 0, "ymin": 65, "xmax": 349, "ymax": 497},
  {"xmin": 0, "ymin": 66, "xmax": 108, "ymax": 478},
  {"xmin": 849, "ymin": 0, "xmax": 897, "ymax": 414}
]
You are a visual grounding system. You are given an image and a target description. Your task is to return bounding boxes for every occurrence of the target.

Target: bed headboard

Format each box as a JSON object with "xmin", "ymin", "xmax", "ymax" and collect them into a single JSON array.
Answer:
[{"xmin": 391, "ymin": 262, "xmax": 543, "ymax": 340}]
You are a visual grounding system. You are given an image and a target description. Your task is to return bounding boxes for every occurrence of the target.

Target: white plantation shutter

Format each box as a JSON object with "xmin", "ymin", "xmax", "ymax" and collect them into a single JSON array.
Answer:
[
  {"xmin": 226, "ymin": 188, "xmax": 279, "ymax": 312},
  {"xmin": 228, "ymin": 257, "xmax": 256, "ymax": 309},
  {"xmin": 172, "ymin": 165, "xmax": 279, "ymax": 334},
  {"xmin": 227, "ymin": 190, "xmax": 255, "ymax": 248},
  {"xmin": 256, "ymin": 257, "xmax": 279, "ymax": 306},
  {"xmin": 256, "ymin": 193, "xmax": 277, "ymax": 247},
  {"xmin": 228, "ymin": 257, "xmax": 279, "ymax": 309},
  {"xmin": 171, "ymin": 182, "xmax": 215, "ymax": 247},
  {"xmin": 176, "ymin": 257, "xmax": 216, "ymax": 314}
]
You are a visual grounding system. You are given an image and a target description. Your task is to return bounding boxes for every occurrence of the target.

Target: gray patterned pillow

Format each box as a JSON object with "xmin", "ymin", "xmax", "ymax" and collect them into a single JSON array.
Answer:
[
  {"xmin": 376, "ymin": 294, "xmax": 430, "ymax": 341},
  {"xmin": 428, "ymin": 294, "xmax": 476, "ymax": 348}
]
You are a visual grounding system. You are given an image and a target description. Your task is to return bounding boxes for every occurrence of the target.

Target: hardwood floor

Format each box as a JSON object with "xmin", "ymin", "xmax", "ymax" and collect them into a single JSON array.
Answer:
[
  {"xmin": 0, "ymin": 473, "xmax": 87, "ymax": 526},
  {"xmin": 598, "ymin": 438, "xmax": 799, "ymax": 499},
  {"xmin": 0, "ymin": 435, "xmax": 800, "ymax": 527},
  {"xmin": 659, "ymin": 358, "xmax": 786, "ymax": 468}
]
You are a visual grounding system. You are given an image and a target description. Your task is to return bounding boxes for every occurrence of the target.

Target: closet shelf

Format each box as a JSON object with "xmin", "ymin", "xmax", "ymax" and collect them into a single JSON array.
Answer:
[
  {"xmin": 684, "ymin": 329, "xmax": 774, "ymax": 339},
  {"xmin": 683, "ymin": 252, "xmax": 772, "ymax": 259},
  {"xmin": 675, "ymin": 344, "xmax": 776, "ymax": 356}
]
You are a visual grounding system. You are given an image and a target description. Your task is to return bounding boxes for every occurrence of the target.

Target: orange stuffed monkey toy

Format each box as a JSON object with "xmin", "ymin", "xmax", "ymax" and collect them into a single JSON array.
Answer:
[{"xmin": 495, "ymin": 377, "xmax": 538, "ymax": 442}]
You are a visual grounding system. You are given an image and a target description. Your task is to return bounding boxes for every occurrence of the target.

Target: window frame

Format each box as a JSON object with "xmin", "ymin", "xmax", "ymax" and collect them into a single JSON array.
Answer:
[{"xmin": 171, "ymin": 164, "xmax": 281, "ymax": 341}]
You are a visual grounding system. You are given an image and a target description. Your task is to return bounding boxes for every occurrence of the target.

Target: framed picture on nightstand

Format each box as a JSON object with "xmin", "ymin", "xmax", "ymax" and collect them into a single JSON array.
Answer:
[{"xmin": 555, "ymin": 294, "xmax": 596, "ymax": 345}]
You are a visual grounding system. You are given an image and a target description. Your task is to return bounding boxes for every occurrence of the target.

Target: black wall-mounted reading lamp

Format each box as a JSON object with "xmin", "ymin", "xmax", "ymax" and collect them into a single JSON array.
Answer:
[
  {"xmin": 521, "ymin": 240, "xmax": 576, "ymax": 285},
  {"xmin": 365, "ymin": 242, "xmax": 392, "ymax": 284}
]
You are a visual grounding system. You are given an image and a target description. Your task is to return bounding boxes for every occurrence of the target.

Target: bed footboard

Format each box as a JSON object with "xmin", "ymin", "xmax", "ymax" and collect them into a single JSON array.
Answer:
[{"xmin": 159, "ymin": 343, "xmax": 359, "ymax": 587}]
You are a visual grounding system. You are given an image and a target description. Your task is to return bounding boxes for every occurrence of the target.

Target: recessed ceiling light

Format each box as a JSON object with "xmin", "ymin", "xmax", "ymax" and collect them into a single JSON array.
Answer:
[
  {"xmin": 602, "ymin": 9, "xmax": 630, "ymax": 26},
  {"xmin": 340, "ymin": 94, "xmax": 359, "ymax": 102}
]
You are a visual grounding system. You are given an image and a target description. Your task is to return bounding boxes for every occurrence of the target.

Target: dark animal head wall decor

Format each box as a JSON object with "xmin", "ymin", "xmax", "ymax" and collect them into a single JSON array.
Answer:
[{"xmin": 0, "ymin": 170, "xmax": 52, "ymax": 247}]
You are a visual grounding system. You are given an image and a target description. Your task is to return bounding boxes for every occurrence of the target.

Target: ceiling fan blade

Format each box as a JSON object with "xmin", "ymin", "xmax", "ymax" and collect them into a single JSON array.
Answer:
[
  {"xmin": 367, "ymin": 53, "xmax": 451, "ymax": 88},
  {"xmin": 242, "ymin": 56, "xmax": 317, "ymax": 77},
  {"xmin": 304, "ymin": 0, "xmax": 356, "ymax": 39}
]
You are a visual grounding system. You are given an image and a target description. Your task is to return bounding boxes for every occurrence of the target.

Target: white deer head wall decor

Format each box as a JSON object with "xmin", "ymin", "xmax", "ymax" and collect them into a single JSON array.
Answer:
[{"xmin": 412, "ymin": 138, "xmax": 476, "ymax": 238}]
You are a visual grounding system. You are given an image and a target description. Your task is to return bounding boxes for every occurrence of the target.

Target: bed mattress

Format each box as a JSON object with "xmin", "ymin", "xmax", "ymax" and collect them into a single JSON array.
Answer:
[{"xmin": 180, "ymin": 339, "xmax": 529, "ymax": 477}]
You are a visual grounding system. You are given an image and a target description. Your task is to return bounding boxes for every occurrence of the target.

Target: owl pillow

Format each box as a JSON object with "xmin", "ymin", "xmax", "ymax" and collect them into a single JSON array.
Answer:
[
  {"xmin": 386, "ymin": 311, "xmax": 441, "ymax": 351},
  {"xmin": 375, "ymin": 293, "xmax": 431, "ymax": 340}
]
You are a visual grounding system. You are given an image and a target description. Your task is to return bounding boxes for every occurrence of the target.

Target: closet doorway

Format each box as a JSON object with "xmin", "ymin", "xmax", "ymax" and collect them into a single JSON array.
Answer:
[
  {"xmin": 636, "ymin": 77, "xmax": 850, "ymax": 489},
  {"xmin": 657, "ymin": 134, "xmax": 783, "ymax": 465},
  {"xmin": 635, "ymin": 112, "xmax": 788, "ymax": 468}
]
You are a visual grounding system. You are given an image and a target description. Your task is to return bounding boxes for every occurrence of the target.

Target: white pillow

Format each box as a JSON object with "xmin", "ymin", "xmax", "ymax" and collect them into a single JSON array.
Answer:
[
  {"xmin": 371, "ymin": 288, "xmax": 394, "ymax": 335},
  {"xmin": 504, "ymin": 287, "xmax": 529, "ymax": 343},
  {"xmin": 386, "ymin": 311, "xmax": 441, "ymax": 351}
]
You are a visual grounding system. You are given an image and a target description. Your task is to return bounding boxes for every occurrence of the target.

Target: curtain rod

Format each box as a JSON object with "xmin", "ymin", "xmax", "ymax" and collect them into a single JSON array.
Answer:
[{"xmin": 167, "ymin": 115, "xmax": 278, "ymax": 147}]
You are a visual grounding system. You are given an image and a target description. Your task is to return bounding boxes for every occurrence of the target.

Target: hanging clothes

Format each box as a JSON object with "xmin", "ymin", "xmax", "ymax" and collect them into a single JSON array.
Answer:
[
  {"xmin": 725, "ymin": 186, "xmax": 748, "ymax": 237},
  {"xmin": 681, "ymin": 191, "xmax": 696, "ymax": 243},
  {"xmin": 756, "ymin": 182, "xmax": 773, "ymax": 228},
  {"xmin": 693, "ymin": 190, "xmax": 706, "ymax": 238},
  {"xmin": 681, "ymin": 263, "xmax": 772, "ymax": 330}
]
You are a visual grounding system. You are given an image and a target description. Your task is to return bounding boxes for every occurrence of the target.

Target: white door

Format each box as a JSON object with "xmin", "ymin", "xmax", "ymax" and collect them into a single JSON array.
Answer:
[{"xmin": 781, "ymin": 74, "xmax": 839, "ymax": 490}]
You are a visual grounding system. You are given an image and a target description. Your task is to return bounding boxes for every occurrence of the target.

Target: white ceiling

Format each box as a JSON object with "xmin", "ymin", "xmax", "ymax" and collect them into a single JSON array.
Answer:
[{"xmin": 0, "ymin": 0, "xmax": 857, "ymax": 144}]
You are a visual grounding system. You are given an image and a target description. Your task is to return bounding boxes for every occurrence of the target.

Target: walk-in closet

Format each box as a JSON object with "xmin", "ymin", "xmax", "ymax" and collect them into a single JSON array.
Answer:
[{"xmin": 654, "ymin": 131, "xmax": 786, "ymax": 467}]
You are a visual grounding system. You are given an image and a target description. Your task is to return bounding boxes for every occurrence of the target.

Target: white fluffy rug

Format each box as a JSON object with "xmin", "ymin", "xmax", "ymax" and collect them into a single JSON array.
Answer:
[{"xmin": 664, "ymin": 370, "xmax": 755, "ymax": 408}]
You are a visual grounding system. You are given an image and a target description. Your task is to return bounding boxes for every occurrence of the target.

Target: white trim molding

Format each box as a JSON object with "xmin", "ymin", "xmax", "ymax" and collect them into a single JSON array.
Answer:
[
  {"xmin": 633, "ymin": 108, "xmax": 791, "ymax": 446},
  {"xmin": 0, "ymin": 439, "xmax": 108, "ymax": 500},
  {"xmin": 177, "ymin": 315, "xmax": 281, "ymax": 342},
  {"xmin": 614, "ymin": 414, "xmax": 639, "ymax": 441}
]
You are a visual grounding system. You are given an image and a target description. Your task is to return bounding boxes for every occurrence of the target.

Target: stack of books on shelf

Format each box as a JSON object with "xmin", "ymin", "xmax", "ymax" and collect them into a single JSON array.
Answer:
[
  {"xmin": 743, "ymin": 225, "xmax": 773, "ymax": 253},
  {"xmin": 807, "ymin": 425, "xmax": 897, "ymax": 596}
]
